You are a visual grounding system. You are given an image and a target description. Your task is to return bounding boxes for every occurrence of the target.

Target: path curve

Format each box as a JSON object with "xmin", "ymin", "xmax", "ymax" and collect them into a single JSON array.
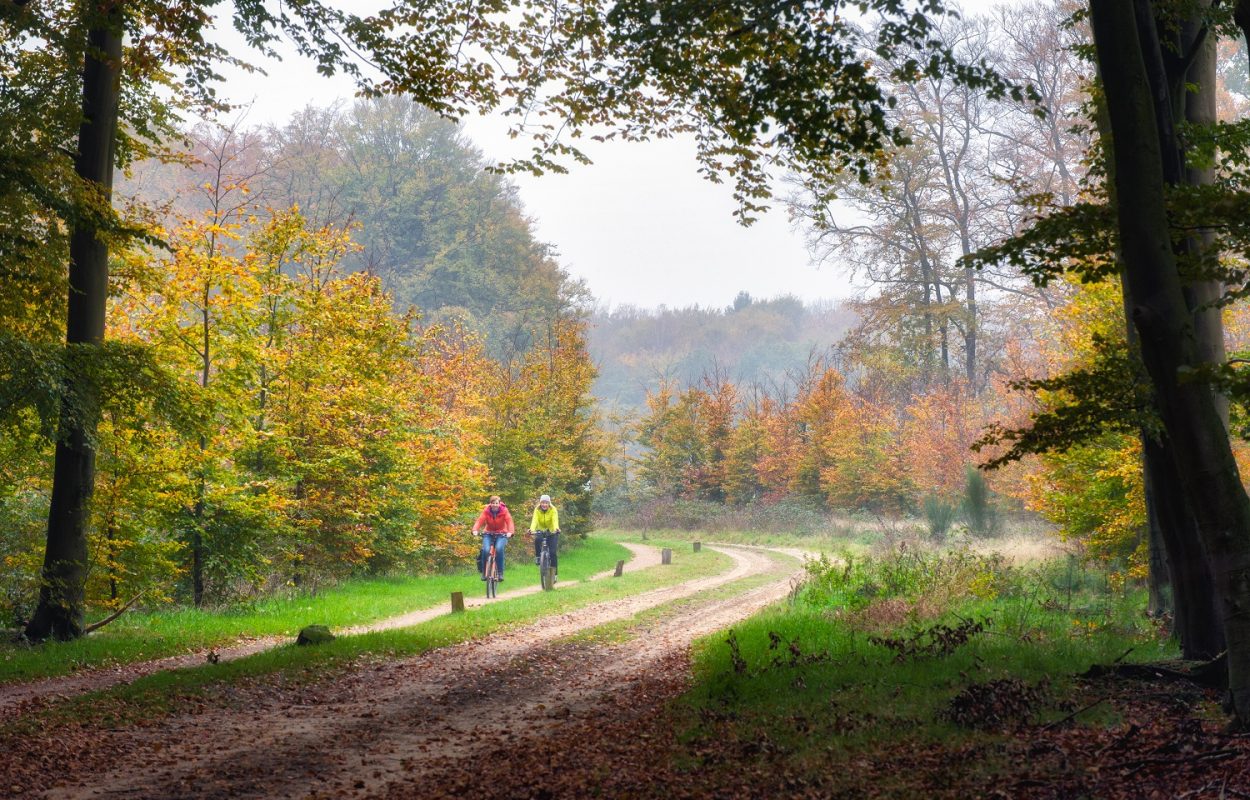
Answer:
[
  {"xmin": 0, "ymin": 542, "xmax": 663, "ymax": 714},
  {"xmin": 30, "ymin": 544, "xmax": 801, "ymax": 800}
]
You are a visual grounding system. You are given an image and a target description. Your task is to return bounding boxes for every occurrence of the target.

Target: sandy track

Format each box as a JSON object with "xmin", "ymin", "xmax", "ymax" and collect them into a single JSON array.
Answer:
[
  {"xmin": 0, "ymin": 542, "xmax": 662, "ymax": 715},
  {"xmin": 40, "ymin": 544, "xmax": 799, "ymax": 800},
  {"xmin": 343, "ymin": 541, "xmax": 663, "ymax": 634}
]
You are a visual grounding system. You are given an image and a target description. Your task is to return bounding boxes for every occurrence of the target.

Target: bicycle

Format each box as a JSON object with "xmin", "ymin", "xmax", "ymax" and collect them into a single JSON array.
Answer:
[
  {"xmin": 483, "ymin": 538, "xmax": 500, "ymax": 598},
  {"xmin": 476, "ymin": 532, "xmax": 506, "ymax": 599},
  {"xmin": 534, "ymin": 531, "xmax": 555, "ymax": 591}
]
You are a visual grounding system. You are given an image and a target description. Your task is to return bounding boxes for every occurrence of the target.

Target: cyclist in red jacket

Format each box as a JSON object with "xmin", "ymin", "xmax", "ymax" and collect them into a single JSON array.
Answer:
[{"xmin": 473, "ymin": 496, "xmax": 515, "ymax": 581}]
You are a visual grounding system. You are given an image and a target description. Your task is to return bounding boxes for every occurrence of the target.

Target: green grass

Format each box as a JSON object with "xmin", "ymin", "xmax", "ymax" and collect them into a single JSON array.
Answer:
[
  {"xmin": 0, "ymin": 536, "xmax": 630, "ymax": 686},
  {"xmin": 2, "ymin": 536, "xmax": 730, "ymax": 732},
  {"xmin": 670, "ymin": 580, "xmax": 1176, "ymax": 785}
]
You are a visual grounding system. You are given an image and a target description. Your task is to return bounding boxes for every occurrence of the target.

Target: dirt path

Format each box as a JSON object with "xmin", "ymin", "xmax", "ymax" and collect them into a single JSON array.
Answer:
[
  {"xmin": 27, "ymin": 544, "xmax": 799, "ymax": 800},
  {"xmin": 0, "ymin": 542, "xmax": 663, "ymax": 715},
  {"xmin": 343, "ymin": 540, "xmax": 664, "ymax": 634}
]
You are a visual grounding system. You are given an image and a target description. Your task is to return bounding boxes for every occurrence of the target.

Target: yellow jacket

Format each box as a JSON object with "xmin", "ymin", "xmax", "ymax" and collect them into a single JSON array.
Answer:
[{"xmin": 530, "ymin": 505, "xmax": 559, "ymax": 532}]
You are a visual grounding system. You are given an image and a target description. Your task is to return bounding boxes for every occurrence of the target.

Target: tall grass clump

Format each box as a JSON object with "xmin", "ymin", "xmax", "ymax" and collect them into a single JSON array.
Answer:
[
  {"xmin": 922, "ymin": 496, "xmax": 957, "ymax": 541},
  {"xmin": 795, "ymin": 547, "xmax": 1020, "ymax": 627}
]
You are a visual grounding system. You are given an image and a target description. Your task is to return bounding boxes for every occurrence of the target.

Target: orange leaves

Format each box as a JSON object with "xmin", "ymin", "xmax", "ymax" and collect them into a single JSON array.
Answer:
[
  {"xmin": 636, "ymin": 356, "xmax": 994, "ymax": 513},
  {"xmin": 637, "ymin": 374, "xmax": 738, "ymax": 502},
  {"xmin": 900, "ymin": 384, "xmax": 988, "ymax": 503}
]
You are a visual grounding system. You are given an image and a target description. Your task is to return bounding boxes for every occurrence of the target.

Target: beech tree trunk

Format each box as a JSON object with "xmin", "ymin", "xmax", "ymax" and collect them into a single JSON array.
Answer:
[
  {"xmin": 1167, "ymin": 11, "xmax": 1226, "ymax": 659},
  {"xmin": 1091, "ymin": 0, "xmax": 1250, "ymax": 722},
  {"xmin": 1144, "ymin": 435, "xmax": 1225, "ymax": 657},
  {"xmin": 1096, "ymin": 0, "xmax": 1225, "ymax": 659},
  {"xmin": 25, "ymin": 7, "xmax": 123, "ymax": 642}
]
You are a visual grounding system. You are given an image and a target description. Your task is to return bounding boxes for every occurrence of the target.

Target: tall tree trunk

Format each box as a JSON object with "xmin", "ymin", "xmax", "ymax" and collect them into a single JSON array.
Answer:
[
  {"xmin": 1096, "ymin": 3, "xmax": 1225, "ymax": 659},
  {"xmin": 1166, "ymin": 11, "xmax": 1227, "ymax": 658},
  {"xmin": 106, "ymin": 511, "xmax": 119, "ymax": 603},
  {"xmin": 1144, "ymin": 434, "xmax": 1226, "ymax": 657},
  {"xmin": 1179, "ymin": 17, "xmax": 1227, "ymax": 428},
  {"xmin": 963, "ymin": 265, "xmax": 977, "ymax": 390},
  {"xmin": 1143, "ymin": 469, "xmax": 1169, "ymax": 618},
  {"xmin": 1091, "ymin": 0, "xmax": 1250, "ymax": 722},
  {"xmin": 193, "ymin": 286, "xmax": 210, "ymax": 607},
  {"xmin": 25, "ymin": 7, "xmax": 123, "ymax": 642}
]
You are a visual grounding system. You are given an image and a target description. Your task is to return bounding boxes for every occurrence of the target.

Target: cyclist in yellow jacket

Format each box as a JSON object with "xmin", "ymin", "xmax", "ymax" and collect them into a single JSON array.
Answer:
[{"xmin": 529, "ymin": 494, "xmax": 561, "ymax": 582}]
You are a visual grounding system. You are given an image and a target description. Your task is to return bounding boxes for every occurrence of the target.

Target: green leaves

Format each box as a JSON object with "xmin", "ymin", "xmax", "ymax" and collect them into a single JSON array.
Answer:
[{"xmin": 0, "ymin": 335, "xmax": 205, "ymax": 447}]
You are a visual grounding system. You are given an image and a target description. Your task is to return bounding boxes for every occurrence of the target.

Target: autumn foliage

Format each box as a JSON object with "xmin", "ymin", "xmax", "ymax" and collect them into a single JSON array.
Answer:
[
  {"xmin": 632, "ymin": 353, "xmax": 1004, "ymax": 519},
  {"xmin": 0, "ymin": 198, "xmax": 600, "ymax": 612}
]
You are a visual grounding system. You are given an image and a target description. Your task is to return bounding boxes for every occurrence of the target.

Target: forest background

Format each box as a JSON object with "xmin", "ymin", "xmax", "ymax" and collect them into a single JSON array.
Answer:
[{"xmin": 4, "ymin": 0, "xmax": 1248, "ymax": 634}]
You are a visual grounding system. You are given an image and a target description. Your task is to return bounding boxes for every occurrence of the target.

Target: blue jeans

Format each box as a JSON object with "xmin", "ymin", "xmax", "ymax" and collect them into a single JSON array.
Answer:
[{"xmin": 479, "ymin": 533, "xmax": 508, "ymax": 577}]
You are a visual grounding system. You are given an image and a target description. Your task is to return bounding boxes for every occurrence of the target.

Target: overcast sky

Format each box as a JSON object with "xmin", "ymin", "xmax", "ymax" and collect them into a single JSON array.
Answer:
[{"xmin": 204, "ymin": 14, "xmax": 868, "ymax": 311}]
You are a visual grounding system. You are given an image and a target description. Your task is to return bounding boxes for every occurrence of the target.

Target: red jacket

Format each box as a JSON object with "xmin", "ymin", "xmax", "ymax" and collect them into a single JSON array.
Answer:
[{"xmin": 474, "ymin": 504, "xmax": 514, "ymax": 534}]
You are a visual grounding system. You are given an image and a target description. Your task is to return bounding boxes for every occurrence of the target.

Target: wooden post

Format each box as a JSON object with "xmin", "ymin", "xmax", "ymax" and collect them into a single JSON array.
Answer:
[
  {"xmin": 661, "ymin": 548, "xmax": 672, "ymax": 565},
  {"xmin": 693, "ymin": 541, "xmax": 701, "ymax": 552},
  {"xmin": 614, "ymin": 559, "xmax": 625, "ymax": 577},
  {"xmin": 450, "ymin": 591, "xmax": 465, "ymax": 613}
]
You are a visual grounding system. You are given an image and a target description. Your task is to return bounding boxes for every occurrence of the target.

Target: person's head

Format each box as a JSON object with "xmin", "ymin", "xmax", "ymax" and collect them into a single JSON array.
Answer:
[
  {"xmin": 538, "ymin": 494, "xmax": 552, "ymax": 509},
  {"xmin": 489, "ymin": 495, "xmax": 502, "ymax": 509}
]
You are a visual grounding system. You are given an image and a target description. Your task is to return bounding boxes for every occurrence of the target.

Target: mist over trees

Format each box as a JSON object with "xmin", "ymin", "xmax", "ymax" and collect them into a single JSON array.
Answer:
[
  {"xmin": 124, "ymin": 98, "xmax": 587, "ymax": 359},
  {"xmin": 589, "ymin": 294, "xmax": 855, "ymax": 412}
]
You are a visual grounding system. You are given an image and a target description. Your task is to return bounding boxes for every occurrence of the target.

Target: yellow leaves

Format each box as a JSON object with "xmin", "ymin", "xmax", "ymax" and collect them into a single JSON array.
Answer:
[
  {"xmin": 1018, "ymin": 278, "xmax": 1147, "ymax": 579},
  {"xmin": 968, "ymin": 570, "xmax": 999, "ymax": 601},
  {"xmin": 90, "ymin": 193, "xmax": 511, "ymax": 593}
]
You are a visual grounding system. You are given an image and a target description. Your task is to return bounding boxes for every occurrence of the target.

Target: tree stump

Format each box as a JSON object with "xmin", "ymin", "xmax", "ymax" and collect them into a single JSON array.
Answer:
[
  {"xmin": 450, "ymin": 591, "xmax": 465, "ymax": 613},
  {"xmin": 661, "ymin": 548, "xmax": 672, "ymax": 565},
  {"xmin": 614, "ymin": 559, "xmax": 625, "ymax": 577},
  {"xmin": 693, "ymin": 541, "xmax": 701, "ymax": 552}
]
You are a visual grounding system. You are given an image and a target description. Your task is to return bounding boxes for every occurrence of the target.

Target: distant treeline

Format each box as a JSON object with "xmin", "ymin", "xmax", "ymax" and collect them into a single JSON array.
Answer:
[{"xmin": 588, "ymin": 293, "xmax": 855, "ymax": 412}]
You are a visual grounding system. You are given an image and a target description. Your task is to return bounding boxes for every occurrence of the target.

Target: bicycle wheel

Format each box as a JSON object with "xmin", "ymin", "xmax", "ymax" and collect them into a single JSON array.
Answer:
[
  {"xmin": 539, "ymin": 546, "xmax": 553, "ymax": 592},
  {"xmin": 485, "ymin": 548, "xmax": 498, "ymax": 598}
]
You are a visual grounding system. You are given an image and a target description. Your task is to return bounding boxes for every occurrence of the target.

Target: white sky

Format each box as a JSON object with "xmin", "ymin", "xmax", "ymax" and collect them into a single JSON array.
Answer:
[{"xmin": 205, "ymin": 12, "xmax": 856, "ymax": 311}]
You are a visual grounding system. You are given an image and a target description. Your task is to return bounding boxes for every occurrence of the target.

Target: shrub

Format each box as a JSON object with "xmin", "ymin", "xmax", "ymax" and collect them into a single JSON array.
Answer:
[
  {"xmin": 797, "ymin": 544, "xmax": 1017, "ymax": 617},
  {"xmin": 961, "ymin": 466, "xmax": 999, "ymax": 537}
]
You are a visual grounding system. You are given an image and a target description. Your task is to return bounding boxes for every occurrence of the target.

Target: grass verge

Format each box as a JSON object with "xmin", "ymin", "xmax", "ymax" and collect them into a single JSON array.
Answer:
[
  {"xmin": 600, "ymin": 526, "xmax": 869, "ymax": 555},
  {"xmin": 664, "ymin": 547, "xmax": 1182, "ymax": 796},
  {"xmin": 0, "ymin": 537, "xmax": 629, "ymax": 686}
]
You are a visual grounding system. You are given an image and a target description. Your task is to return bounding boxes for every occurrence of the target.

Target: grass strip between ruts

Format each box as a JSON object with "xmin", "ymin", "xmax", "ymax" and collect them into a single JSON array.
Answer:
[{"xmin": 565, "ymin": 548, "xmax": 801, "ymax": 646}]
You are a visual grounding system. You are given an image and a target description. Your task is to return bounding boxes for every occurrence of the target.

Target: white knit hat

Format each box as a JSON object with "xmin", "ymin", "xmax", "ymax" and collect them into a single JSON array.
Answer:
[{"xmin": 539, "ymin": 494, "xmax": 551, "ymax": 503}]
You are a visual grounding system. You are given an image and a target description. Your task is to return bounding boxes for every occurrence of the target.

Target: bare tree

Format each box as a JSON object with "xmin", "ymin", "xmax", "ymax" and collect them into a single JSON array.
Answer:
[{"xmin": 792, "ymin": 1, "xmax": 1090, "ymax": 394}]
